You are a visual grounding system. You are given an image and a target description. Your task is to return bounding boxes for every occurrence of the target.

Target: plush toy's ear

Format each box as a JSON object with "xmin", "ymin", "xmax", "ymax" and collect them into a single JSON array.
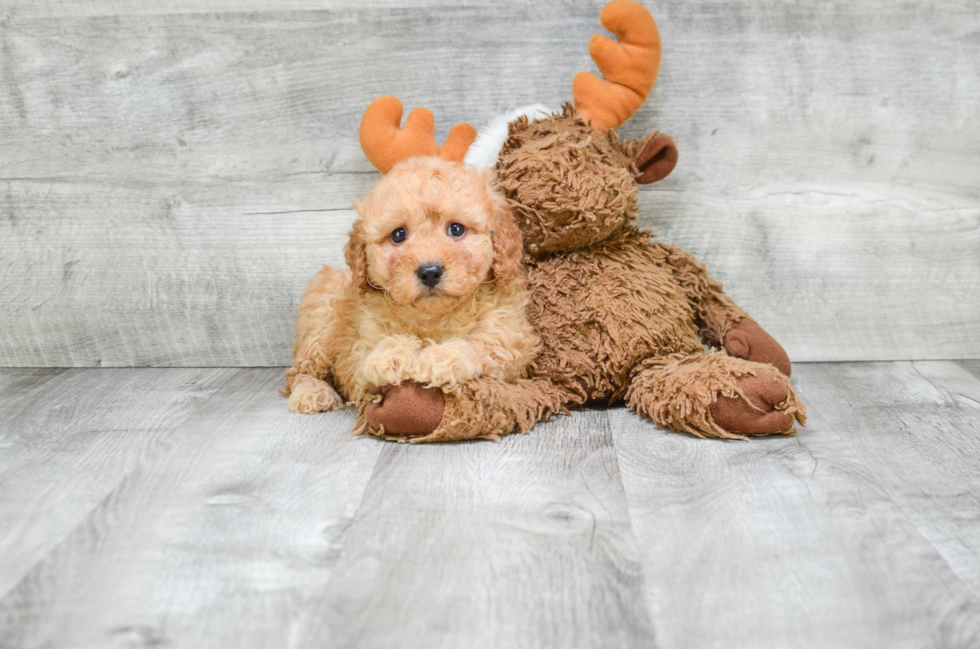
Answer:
[
  {"xmin": 634, "ymin": 132, "xmax": 678, "ymax": 184},
  {"xmin": 344, "ymin": 208, "xmax": 378, "ymax": 294},
  {"xmin": 488, "ymin": 185, "xmax": 524, "ymax": 288}
]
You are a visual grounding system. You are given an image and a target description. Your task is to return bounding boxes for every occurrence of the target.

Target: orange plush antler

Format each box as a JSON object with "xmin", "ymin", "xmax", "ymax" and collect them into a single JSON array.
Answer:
[
  {"xmin": 358, "ymin": 96, "xmax": 477, "ymax": 174},
  {"xmin": 572, "ymin": 0, "xmax": 662, "ymax": 131}
]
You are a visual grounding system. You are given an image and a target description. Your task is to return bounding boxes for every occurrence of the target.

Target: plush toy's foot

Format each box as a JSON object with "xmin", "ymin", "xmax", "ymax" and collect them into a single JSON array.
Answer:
[
  {"xmin": 365, "ymin": 382, "xmax": 445, "ymax": 437},
  {"xmin": 709, "ymin": 369, "xmax": 796, "ymax": 435},
  {"xmin": 724, "ymin": 319, "xmax": 792, "ymax": 377},
  {"xmin": 627, "ymin": 351, "xmax": 805, "ymax": 440}
]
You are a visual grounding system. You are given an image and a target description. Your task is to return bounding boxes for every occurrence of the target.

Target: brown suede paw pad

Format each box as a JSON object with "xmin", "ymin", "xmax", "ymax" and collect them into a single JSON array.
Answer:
[
  {"xmin": 709, "ymin": 370, "xmax": 794, "ymax": 435},
  {"xmin": 724, "ymin": 319, "xmax": 792, "ymax": 377},
  {"xmin": 365, "ymin": 382, "xmax": 445, "ymax": 437}
]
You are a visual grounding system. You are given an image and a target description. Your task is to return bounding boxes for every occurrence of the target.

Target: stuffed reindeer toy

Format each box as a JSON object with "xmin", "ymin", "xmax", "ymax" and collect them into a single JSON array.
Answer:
[{"xmin": 343, "ymin": 0, "xmax": 805, "ymax": 442}]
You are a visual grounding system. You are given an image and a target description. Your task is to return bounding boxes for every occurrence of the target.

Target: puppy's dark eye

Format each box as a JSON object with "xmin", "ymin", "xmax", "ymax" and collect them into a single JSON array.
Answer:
[
  {"xmin": 448, "ymin": 223, "xmax": 465, "ymax": 238},
  {"xmin": 390, "ymin": 228, "xmax": 407, "ymax": 244}
]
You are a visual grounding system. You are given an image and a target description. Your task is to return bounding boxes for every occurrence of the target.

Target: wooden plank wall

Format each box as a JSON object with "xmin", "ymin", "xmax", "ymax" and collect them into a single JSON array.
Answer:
[{"xmin": 1, "ymin": 0, "xmax": 978, "ymax": 367}]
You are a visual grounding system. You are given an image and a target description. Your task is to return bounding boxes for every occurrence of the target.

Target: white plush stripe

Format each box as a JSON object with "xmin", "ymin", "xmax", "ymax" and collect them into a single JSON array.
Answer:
[{"xmin": 463, "ymin": 104, "xmax": 557, "ymax": 171}]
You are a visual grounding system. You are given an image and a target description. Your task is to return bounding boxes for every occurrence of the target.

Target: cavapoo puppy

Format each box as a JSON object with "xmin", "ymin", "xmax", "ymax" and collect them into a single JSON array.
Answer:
[{"xmin": 283, "ymin": 155, "xmax": 537, "ymax": 436}]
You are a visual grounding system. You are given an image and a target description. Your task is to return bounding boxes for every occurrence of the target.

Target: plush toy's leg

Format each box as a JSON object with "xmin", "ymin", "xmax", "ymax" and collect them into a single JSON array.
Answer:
[
  {"xmin": 626, "ymin": 351, "xmax": 806, "ymax": 440},
  {"xmin": 655, "ymin": 243, "xmax": 792, "ymax": 376},
  {"xmin": 421, "ymin": 376, "xmax": 572, "ymax": 443},
  {"xmin": 362, "ymin": 377, "xmax": 571, "ymax": 443}
]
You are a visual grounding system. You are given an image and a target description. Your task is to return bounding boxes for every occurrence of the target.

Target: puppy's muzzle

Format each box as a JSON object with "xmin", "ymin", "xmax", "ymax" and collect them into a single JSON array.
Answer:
[{"xmin": 416, "ymin": 263, "xmax": 444, "ymax": 289}]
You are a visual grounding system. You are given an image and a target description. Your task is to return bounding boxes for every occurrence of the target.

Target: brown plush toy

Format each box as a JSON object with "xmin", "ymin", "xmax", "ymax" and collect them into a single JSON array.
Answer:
[{"xmin": 365, "ymin": 0, "xmax": 805, "ymax": 442}]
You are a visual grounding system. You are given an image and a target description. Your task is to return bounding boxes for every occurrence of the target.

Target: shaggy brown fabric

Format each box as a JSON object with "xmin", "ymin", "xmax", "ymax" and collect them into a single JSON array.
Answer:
[
  {"xmin": 524, "ymin": 227, "xmax": 704, "ymax": 404},
  {"xmin": 360, "ymin": 376, "xmax": 569, "ymax": 443},
  {"xmin": 415, "ymin": 376, "xmax": 570, "ymax": 443},
  {"xmin": 650, "ymin": 242, "xmax": 751, "ymax": 347},
  {"xmin": 497, "ymin": 104, "xmax": 638, "ymax": 255}
]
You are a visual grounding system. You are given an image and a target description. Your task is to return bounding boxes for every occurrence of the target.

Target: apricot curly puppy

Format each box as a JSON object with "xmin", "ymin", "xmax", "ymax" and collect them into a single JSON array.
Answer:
[{"xmin": 283, "ymin": 156, "xmax": 537, "ymax": 438}]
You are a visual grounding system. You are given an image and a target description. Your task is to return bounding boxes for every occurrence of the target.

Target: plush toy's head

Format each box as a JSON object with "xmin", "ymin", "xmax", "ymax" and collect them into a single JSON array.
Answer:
[
  {"xmin": 495, "ymin": 105, "xmax": 676, "ymax": 255},
  {"xmin": 471, "ymin": 0, "xmax": 679, "ymax": 256}
]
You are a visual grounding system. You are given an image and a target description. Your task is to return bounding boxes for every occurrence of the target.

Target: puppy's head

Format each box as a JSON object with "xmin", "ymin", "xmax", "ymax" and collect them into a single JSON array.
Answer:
[{"xmin": 345, "ymin": 157, "xmax": 523, "ymax": 309}]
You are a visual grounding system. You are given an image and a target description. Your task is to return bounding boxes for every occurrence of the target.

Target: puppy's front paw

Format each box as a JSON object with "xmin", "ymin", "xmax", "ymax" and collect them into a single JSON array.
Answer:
[
  {"xmin": 415, "ymin": 341, "xmax": 480, "ymax": 388},
  {"xmin": 289, "ymin": 375, "xmax": 345, "ymax": 414},
  {"xmin": 360, "ymin": 336, "xmax": 421, "ymax": 387}
]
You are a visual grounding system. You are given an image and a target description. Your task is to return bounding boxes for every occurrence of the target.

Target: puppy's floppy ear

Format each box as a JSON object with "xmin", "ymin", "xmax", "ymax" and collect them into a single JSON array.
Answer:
[
  {"xmin": 487, "ymin": 184, "xmax": 524, "ymax": 287},
  {"xmin": 344, "ymin": 205, "xmax": 377, "ymax": 294}
]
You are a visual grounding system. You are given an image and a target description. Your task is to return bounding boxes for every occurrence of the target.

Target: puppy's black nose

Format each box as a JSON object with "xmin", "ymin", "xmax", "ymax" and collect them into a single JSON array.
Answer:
[{"xmin": 416, "ymin": 263, "xmax": 444, "ymax": 288}]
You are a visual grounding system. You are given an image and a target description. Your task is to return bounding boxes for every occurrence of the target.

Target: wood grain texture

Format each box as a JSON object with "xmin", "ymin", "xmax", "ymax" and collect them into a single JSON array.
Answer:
[
  {"xmin": 793, "ymin": 361, "xmax": 980, "ymax": 597},
  {"xmin": 960, "ymin": 360, "xmax": 980, "ymax": 380},
  {"xmin": 1, "ymin": 364, "xmax": 980, "ymax": 646},
  {"xmin": 305, "ymin": 409, "xmax": 655, "ymax": 649},
  {"xmin": 0, "ymin": 0, "xmax": 502, "ymax": 17},
  {"xmin": 1, "ymin": 1, "xmax": 979, "ymax": 365},
  {"xmin": 0, "ymin": 368, "xmax": 384, "ymax": 649},
  {"xmin": 0, "ymin": 367, "xmax": 232, "ymax": 598},
  {"xmin": 611, "ymin": 361, "xmax": 980, "ymax": 649}
]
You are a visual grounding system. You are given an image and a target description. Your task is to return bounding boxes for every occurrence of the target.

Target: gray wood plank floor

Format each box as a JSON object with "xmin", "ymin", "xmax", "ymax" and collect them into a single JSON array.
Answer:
[{"xmin": 2, "ymin": 362, "xmax": 979, "ymax": 648}]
